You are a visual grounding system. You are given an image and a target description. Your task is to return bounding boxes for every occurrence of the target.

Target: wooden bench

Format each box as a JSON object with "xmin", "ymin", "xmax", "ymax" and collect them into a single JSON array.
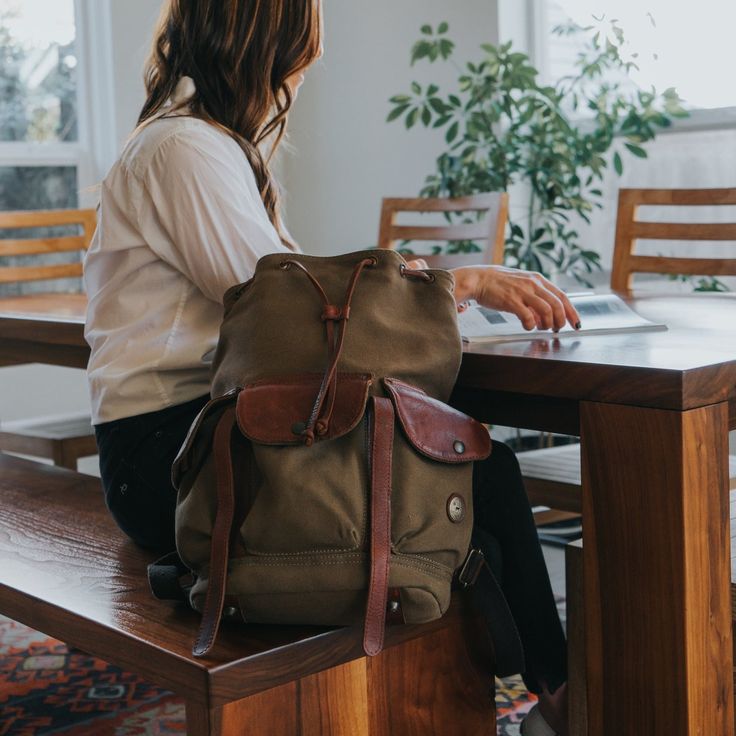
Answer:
[{"xmin": 0, "ymin": 454, "xmax": 496, "ymax": 735}]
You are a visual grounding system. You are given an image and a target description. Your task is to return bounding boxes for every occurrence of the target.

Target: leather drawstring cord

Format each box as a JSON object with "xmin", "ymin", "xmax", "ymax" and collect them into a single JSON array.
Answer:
[
  {"xmin": 399, "ymin": 262, "xmax": 434, "ymax": 282},
  {"xmin": 280, "ymin": 257, "xmax": 376, "ymax": 445}
]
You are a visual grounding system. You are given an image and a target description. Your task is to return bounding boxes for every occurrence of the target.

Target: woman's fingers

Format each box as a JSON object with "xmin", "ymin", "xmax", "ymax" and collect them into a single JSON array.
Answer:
[
  {"xmin": 452, "ymin": 265, "xmax": 583, "ymax": 333},
  {"xmin": 529, "ymin": 281, "xmax": 568, "ymax": 331},
  {"xmin": 405, "ymin": 258, "xmax": 429, "ymax": 270},
  {"xmin": 514, "ymin": 303, "xmax": 538, "ymax": 331},
  {"xmin": 538, "ymin": 279, "xmax": 582, "ymax": 329}
]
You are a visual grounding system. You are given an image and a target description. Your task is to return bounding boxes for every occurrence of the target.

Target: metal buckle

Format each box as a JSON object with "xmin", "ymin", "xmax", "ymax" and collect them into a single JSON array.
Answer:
[{"xmin": 458, "ymin": 548, "xmax": 486, "ymax": 589}]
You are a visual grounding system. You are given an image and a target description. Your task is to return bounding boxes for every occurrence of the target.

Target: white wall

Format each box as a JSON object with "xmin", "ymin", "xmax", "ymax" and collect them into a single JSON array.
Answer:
[
  {"xmin": 282, "ymin": 0, "xmax": 498, "ymax": 256},
  {"xmin": 109, "ymin": 0, "xmax": 162, "ymax": 150}
]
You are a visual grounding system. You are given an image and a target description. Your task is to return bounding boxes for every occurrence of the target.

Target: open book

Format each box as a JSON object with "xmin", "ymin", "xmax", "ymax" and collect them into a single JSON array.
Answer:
[{"xmin": 458, "ymin": 292, "xmax": 667, "ymax": 344}]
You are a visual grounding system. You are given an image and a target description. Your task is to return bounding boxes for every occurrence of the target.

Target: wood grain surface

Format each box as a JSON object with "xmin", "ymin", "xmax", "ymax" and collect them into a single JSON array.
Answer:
[
  {"xmin": 186, "ymin": 608, "xmax": 495, "ymax": 736},
  {"xmin": 0, "ymin": 454, "xmax": 495, "ymax": 734},
  {"xmin": 581, "ymin": 401, "xmax": 733, "ymax": 735},
  {"xmin": 2, "ymin": 293, "xmax": 736, "ymax": 422},
  {"xmin": 459, "ymin": 293, "xmax": 736, "ymax": 419},
  {"xmin": 0, "ymin": 293, "xmax": 88, "ymax": 367}
]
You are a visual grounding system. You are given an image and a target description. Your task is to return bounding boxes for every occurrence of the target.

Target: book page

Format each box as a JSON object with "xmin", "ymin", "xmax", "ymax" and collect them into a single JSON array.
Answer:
[{"xmin": 458, "ymin": 293, "xmax": 667, "ymax": 343}]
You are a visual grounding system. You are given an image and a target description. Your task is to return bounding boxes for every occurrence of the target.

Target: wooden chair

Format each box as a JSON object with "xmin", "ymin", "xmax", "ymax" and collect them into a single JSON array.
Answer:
[
  {"xmin": 378, "ymin": 193, "xmax": 509, "ymax": 268},
  {"xmin": 0, "ymin": 208, "xmax": 98, "ymax": 470},
  {"xmin": 611, "ymin": 187, "xmax": 736, "ymax": 292},
  {"xmin": 519, "ymin": 188, "xmax": 736, "ymax": 516},
  {"xmin": 0, "ymin": 454, "xmax": 497, "ymax": 736}
]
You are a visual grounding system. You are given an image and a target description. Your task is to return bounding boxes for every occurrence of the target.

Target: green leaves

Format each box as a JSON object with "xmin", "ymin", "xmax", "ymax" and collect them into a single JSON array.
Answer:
[
  {"xmin": 386, "ymin": 104, "xmax": 410, "ymax": 123},
  {"xmin": 410, "ymin": 23, "xmax": 455, "ymax": 65},
  {"xmin": 624, "ymin": 142, "xmax": 647, "ymax": 158},
  {"xmin": 613, "ymin": 151, "xmax": 623, "ymax": 175},
  {"xmin": 386, "ymin": 21, "xmax": 685, "ymax": 284}
]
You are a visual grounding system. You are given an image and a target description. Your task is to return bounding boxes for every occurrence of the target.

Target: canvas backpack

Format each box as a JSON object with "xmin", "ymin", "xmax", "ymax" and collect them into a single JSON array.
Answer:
[{"xmin": 150, "ymin": 249, "xmax": 523, "ymax": 670}]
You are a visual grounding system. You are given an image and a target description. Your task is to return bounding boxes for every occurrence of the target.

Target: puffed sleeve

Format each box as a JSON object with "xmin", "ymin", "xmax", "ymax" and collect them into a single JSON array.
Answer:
[{"xmin": 139, "ymin": 127, "xmax": 292, "ymax": 304}]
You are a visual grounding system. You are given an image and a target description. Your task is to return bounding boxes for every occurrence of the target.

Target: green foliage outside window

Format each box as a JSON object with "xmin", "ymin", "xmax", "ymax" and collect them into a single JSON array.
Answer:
[{"xmin": 0, "ymin": 11, "xmax": 80, "ymax": 296}]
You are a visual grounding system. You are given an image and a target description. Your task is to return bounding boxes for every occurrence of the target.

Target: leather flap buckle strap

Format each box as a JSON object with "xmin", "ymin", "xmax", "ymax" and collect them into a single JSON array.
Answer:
[
  {"xmin": 236, "ymin": 373, "xmax": 372, "ymax": 445},
  {"xmin": 382, "ymin": 378, "xmax": 491, "ymax": 463},
  {"xmin": 457, "ymin": 547, "xmax": 486, "ymax": 589}
]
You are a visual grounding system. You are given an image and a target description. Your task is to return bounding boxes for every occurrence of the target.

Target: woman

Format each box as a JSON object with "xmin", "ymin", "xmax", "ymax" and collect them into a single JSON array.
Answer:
[{"xmin": 84, "ymin": 1, "xmax": 575, "ymax": 733}]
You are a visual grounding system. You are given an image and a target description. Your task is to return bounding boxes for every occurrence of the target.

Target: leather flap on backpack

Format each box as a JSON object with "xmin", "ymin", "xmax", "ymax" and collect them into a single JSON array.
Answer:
[
  {"xmin": 383, "ymin": 378, "xmax": 491, "ymax": 463},
  {"xmin": 237, "ymin": 373, "xmax": 373, "ymax": 445},
  {"xmin": 172, "ymin": 390, "xmax": 238, "ymax": 489}
]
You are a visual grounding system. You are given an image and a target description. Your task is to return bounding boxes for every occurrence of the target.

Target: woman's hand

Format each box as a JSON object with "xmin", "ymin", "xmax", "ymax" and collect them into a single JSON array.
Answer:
[{"xmin": 452, "ymin": 265, "xmax": 581, "ymax": 332}]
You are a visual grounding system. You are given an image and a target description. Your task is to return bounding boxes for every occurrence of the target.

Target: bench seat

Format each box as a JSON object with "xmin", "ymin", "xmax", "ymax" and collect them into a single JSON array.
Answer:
[
  {"xmin": 0, "ymin": 453, "xmax": 496, "ymax": 735},
  {"xmin": 0, "ymin": 412, "xmax": 97, "ymax": 469}
]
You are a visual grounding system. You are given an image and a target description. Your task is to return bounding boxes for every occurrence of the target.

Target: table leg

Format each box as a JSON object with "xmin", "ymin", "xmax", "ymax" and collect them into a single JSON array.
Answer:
[{"xmin": 581, "ymin": 401, "xmax": 733, "ymax": 735}]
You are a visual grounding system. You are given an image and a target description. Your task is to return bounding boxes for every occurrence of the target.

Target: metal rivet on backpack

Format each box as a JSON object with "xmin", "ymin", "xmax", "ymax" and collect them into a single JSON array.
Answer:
[
  {"xmin": 223, "ymin": 606, "xmax": 239, "ymax": 619},
  {"xmin": 453, "ymin": 440, "xmax": 465, "ymax": 455},
  {"xmin": 388, "ymin": 600, "xmax": 401, "ymax": 614},
  {"xmin": 291, "ymin": 421, "xmax": 306, "ymax": 436},
  {"xmin": 447, "ymin": 494, "xmax": 466, "ymax": 523}
]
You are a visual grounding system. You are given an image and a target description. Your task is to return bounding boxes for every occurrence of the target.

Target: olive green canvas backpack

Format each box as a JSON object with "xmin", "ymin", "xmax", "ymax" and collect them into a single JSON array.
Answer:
[{"xmin": 151, "ymin": 249, "xmax": 522, "ymax": 669}]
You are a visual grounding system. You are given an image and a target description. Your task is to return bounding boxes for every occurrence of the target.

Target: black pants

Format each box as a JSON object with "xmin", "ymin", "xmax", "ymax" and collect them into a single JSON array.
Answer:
[{"xmin": 96, "ymin": 396, "xmax": 567, "ymax": 693}]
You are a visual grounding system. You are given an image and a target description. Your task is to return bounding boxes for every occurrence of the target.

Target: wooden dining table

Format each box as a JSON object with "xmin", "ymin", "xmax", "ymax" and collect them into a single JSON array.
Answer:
[{"xmin": 1, "ymin": 289, "xmax": 735, "ymax": 735}]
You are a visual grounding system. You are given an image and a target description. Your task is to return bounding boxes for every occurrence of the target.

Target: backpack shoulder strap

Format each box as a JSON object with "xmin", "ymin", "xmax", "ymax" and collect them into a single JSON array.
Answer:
[
  {"xmin": 193, "ymin": 406, "xmax": 239, "ymax": 658},
  {"xmin": 363, "ymin": 395, "xmax": 394, "ymax": 656}
]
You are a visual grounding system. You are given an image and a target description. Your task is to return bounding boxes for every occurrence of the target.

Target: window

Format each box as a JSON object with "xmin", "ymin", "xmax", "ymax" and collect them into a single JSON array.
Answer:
[
  {"xmin": 0, "ymin": 0, "xmax": 112, "ymax": 295},
  {"xmin": 535, "ymin": 0, "xmax": 736, "ymax": 127},
  {"xmin": 0, "ymin": 0, "xmax": 82, "ymax": 208}
]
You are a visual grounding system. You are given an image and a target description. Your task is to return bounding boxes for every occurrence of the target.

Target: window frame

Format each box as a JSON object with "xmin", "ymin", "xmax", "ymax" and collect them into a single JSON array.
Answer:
[
  {"xmin": 530, "ymin": 0, "xmax": 736, "ymax": 135},
  {"xmin": 0, "ymin": 0, "xmax": 116, "ymax": 208}
]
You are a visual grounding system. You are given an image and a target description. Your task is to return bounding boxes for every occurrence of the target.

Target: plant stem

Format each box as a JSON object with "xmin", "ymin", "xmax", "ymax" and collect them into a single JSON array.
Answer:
[{"xmin": 527, "ymin": 182, "xmax": 537, "ymax": 263}]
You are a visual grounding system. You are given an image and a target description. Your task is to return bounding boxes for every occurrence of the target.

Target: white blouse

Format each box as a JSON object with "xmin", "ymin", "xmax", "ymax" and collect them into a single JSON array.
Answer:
[{"xmin": 84, "ymin": 79, "xmax": 291, "ymax": 424}]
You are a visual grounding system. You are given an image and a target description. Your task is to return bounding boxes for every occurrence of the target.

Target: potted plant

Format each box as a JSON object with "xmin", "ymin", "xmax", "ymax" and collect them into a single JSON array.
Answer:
[{"xmin": 387, "ymin": 17, "xmax": 687, "ymax": 285}]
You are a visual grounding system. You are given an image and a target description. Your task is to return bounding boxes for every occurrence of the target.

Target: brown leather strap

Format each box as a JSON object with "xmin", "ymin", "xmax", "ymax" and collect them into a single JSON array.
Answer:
[
  {"xmin": 280, "ymin": 259, "xmax": 331, "ymax": 305},
  {"xmin": 363, "ymin": 396, "xmax": 394, "ymax": 657},
  {"xmin": 282, "ymin": 256, "xmax": 376, "ymax": 445},
  {"xmin": 225, "ymin": 437, "xmax": 253, "ymax": 567},
  {"xmin": 193, "ymin": 407, "xmax": 237, "ymax": 658}
]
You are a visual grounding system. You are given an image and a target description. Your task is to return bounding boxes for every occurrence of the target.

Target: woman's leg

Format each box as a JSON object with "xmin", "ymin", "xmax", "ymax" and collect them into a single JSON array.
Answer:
[
  {"xmin": 95, "ymin": 394, "xmax": 210, "ymax": 550},
  {"xmin": 472, "ymin": 440, "xmax": 568, "ymax": 696}
]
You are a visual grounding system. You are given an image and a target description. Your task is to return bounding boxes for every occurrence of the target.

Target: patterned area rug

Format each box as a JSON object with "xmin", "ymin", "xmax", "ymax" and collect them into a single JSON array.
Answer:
[{"xmin": 0, "ymin": 615, "xmax": 536, "ymax": 735}]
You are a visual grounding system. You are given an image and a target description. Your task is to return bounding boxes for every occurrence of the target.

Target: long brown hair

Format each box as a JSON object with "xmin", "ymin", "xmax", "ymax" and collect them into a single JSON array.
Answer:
[{"xmin": 139, "ymin": 0, "xmax": 322, "ymax": 245}]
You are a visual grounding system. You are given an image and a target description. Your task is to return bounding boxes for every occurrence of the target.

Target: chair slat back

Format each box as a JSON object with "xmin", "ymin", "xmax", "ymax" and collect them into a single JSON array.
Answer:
[
  {"xmin": 378, "ymin": 193, "xmax": 509, "ymax": 267},
  {"xmin": 611, "ymin": 188, "xmax": 736, "ymax": 292},
  {"xmin": 0, "ymin": 209, "xmax": 97, "ymax": 285}
]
